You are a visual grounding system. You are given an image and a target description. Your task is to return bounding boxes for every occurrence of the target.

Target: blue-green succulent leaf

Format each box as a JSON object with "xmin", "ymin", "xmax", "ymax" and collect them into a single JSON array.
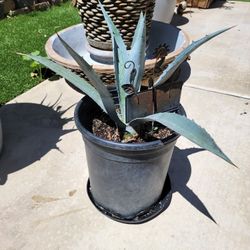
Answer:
[
  {"xmin": 21, "ymin": 53, "xmax": 105, "ymax": 111},
  {"xmin": 99, "ymin": 1, "xmax": 127, "ymax": 53},
  {"xmin": 113, "ymin": 37, "xmax": 128, "ymax": 123},
  {"xmin": 57, "ymin": 35, "xmax": 125, "ymax": 129},
  {"xmin": 130, "ymin": 12, "xmax": 146, "ymax": 92},
  {"xmin": 129, "ymin": 112, "xmax": 235, "ymax": 166},
  {"xmin": 154, "ymin": 26, "xmax": 235, "ymax": 88},
  {"xmin": 99, "ymin": 2, "xmax": 130, "ymax": 123}
]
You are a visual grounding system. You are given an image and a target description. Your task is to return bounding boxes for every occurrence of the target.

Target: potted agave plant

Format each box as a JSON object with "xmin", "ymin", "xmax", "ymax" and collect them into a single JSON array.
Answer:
[{"xmin": 23, "ymin": 4, "xmax": 235, "ymax": 223}]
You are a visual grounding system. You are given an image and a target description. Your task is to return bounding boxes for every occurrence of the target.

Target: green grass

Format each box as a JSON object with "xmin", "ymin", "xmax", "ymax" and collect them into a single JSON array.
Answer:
[{"xmin": 0, "ymin": 2, "xmax": 80, "ymax": 104}]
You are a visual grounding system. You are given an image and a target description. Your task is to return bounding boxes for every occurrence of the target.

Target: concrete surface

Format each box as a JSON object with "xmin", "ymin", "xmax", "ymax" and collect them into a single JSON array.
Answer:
[
  {"xmin": 0, "ymin": 1, "xmax": 250, "ymax": 249},
  {"xmin": 172, "ymin": 0, "xmax": 250, "ymax": 98}
]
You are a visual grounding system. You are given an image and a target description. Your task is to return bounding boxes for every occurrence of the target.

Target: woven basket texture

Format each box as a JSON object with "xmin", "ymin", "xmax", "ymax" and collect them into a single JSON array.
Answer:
[{"xmin": 76, "ymin": 0, "xmax": 155, "ymax": 50}]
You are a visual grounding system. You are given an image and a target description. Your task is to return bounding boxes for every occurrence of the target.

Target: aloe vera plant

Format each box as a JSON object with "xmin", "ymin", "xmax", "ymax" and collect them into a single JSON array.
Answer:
[{"xmin": 23, "ymin": 3, "xmax": 235, "ymax": 166}]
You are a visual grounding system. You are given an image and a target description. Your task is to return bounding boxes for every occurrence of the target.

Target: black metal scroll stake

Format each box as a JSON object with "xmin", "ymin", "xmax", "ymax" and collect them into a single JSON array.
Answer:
[
  {"xmin": 123, "ymin": 61, "xmax": 140, "ymax": 107},
  {"xmin": 124, "ymin": 60, "xmax": 137, "ymax": 88}
]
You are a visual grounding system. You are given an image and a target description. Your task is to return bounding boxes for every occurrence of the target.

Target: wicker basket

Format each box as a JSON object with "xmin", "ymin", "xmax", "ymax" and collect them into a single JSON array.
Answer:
[{"xmin": 76, "ymin": 0, "xmax": 155, "ymax": 50}]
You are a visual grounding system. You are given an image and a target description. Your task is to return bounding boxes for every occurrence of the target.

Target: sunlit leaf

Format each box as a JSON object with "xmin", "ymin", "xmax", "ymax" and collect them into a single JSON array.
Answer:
[
  {"xmin": 18, "ymin": 53, "xmax": 106, "ymax": 112},
  {"xmin": 99, "ymin": 2, "xmax": 130, "ymax": 123},
  {"xmin": 130, "ymin": 12, "xmax": 146, "ymax": 92},
  {"xmin": 130, "ymin": 112, "xmax": 235, "ymax": 166},
  {"xmin": 57, "ymin": 35, "xmax": 125, "ymax": 129},
  {"xmin": 154, "ymin": 26, "xmax": 235, "ymax": 88}
]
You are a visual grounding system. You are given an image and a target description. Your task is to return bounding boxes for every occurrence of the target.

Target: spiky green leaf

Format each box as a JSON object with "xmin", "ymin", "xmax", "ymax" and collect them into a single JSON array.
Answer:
[
  {"xmin": 98, "ymin": 1, "xmax": 127, "ymax": 53},
  {"xmin": 130, "ymin": 12, "xmax": 146, "ymax": 92},
  {"xmin": 57, "ymin": 35, "xmax": 125, "ymax": 129},
  {"xmin": 19, "ymin": 53, "xmax": 106, "ymax": 111},
  {"xmin": 154, "ymin": 26, "xmax": 235, "ymax": 88},
  {"xmin": 113, "ymin": 37, "xmax": 129, "ymax": 123},
  {"xmin": 129, "ymin": 112, "xmax": 235, "ymax": 166},
  {"xmin": 99, "ymin": 2, "xmax": 130, "ymax": 123}
]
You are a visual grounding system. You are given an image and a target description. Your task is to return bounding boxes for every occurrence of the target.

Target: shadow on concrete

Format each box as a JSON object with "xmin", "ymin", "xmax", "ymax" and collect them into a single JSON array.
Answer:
[
  {"xmin": 210, "ymin": 0, "xmax": 234, "ymax": 9},
  {"xmin": 0, "ymin": 96, "xmax": 76, "ymax": 185},
  {"xmin": 169, "ymin": 147, "xmax": 217, "ymax": 223},
  {"xmin": 171, "ymin": 13, "xmax": 189, "ymax": 27}
]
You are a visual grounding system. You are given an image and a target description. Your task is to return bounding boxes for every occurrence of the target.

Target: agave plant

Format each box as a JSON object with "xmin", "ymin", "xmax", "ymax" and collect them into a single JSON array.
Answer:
[{"xmin": 23, "ymin": 3, "xmax": 235, "ymax": 166}]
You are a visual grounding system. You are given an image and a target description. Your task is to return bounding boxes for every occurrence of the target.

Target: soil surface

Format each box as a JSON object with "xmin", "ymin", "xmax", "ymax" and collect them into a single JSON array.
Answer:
[{"xmin": 92, "ymin": 113, "xmax": 172, "ymax": 143}]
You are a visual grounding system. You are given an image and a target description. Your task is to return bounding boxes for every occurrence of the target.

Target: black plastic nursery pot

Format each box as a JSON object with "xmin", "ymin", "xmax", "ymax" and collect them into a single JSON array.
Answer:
[{"xmin": 75, "ymin": 96, "xmax": 180, "ymax": 223}]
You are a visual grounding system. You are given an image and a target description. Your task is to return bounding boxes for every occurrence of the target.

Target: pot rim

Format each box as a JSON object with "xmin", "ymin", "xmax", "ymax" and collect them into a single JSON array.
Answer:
[
  {"xmin": 45, "ymin": 23, "xmax": 190, "ymax": 72},
  {"xmin": 74, "ymin": 97, "xmax": 180, "ymax": 152}
]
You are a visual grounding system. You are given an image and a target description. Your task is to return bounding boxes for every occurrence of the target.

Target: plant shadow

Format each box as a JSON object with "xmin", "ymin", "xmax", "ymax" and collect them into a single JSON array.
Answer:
[
  {"xmin": 169, "ymin": 147, "xmax": 217, "ymax": 223},
  {"xmin": 0, "ymin": 96, "xmax": 76, "ymax": 185},
  {"xmin": 209, "ymin": 0, "xmax": 234, "ymax": 9},
  {"xmin": 171, "ymin": 13, "xmax": 189, "ymax": 26}
]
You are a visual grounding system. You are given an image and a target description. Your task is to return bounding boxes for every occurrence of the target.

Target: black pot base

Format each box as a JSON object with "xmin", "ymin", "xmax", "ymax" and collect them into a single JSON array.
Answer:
[{"xmin": 86, "ymin": 175, "xmax": 172, "ymax": 224}]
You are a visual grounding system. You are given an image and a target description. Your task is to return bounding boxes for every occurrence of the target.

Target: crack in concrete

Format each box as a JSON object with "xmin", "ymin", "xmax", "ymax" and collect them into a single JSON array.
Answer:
[{"xmin": 185, "ymin": 84, "xmax": 250, "ymax": 100}]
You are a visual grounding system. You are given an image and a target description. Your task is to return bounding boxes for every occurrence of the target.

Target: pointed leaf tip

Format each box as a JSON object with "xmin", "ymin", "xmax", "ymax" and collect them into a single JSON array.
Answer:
[
  {"xmin": 154, "ymin": 25, "xmax": 235, "ymax": 88},
  {"xmin": 129, "ymin": 112, "xmax": 235, "ymax": 167},
  {"xmin": 130, "ymin": 10, "xmax": 146, "ymax": 93}
]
